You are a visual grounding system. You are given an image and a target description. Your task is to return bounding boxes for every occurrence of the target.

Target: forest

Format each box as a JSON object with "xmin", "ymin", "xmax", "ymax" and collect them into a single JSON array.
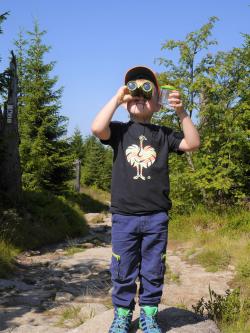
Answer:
[{"xmin": 0, "ymin": 12, "xmax": 249, "ymax": 332}]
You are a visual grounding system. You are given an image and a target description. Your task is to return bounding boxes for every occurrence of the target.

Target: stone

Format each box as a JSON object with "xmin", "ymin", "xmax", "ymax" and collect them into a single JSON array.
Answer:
[
  {"xmin": 81, "ymin": 242, "xmax": 94, "ymax": 249},
  {"xmin": 0, "ymin": 279, "xmax": 31, "ymax": 292},
  {"xmin": 55, "ymin": 249, "xmax": 65, "ymax": 254},
  {"xmin": 92, "ymin": 226, "xmax": 107, "ymax": 233},
  {"xmin": 2, "ymin": 289, "xmax": 53, "ymax": 307},
  {"xmin": 73, "ymin": 267, "xmax": 92, "ymax": 276},
  {"xmin": 0, "ymin": 325, "xmax": 68, "ymax": 332},
  {"xmin": 69, "ymin": 304, "xmax": 220, "ymax": 333},
  {"xmin": 84, "ymin": 213, "xmax": 104, "ymax": 224},
  {"xmin": 55, "ymin": 292, "xmax": 74, "ymax": 303}
]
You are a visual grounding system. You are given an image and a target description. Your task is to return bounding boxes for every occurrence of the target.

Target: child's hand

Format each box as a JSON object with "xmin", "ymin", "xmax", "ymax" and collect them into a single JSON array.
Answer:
[
  {"xmin": 168, "ymin": 90, "xmax": 184, "ymax": 114},
  {"xmin": 115, "ymin": 85, "xmax": 136, "ymax": 106}
]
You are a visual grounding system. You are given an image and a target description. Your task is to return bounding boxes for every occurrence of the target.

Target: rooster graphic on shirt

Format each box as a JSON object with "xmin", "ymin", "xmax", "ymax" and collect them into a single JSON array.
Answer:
[{"xmin": 125, "ymin": 135, "xmax": 156, "ymax": 180}]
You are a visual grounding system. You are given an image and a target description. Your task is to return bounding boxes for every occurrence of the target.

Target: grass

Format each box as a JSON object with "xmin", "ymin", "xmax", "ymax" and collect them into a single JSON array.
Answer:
[
  {"xmin": 55, "ymin": 303, "xmax": 101, "ymax": 328},
  {"xmin": 55, "ymin": 305, "xmax": 85, "ymax": 328},
  {"xmin": 175, "ymin": 302, "xmax": 188, "ymax": 310},
  {"xmin": 0, "ymin": 186, "xmax": 110, "ymax": 278},
  {"xmin": 165, "ymin": 262, "xmax": 181, "ymax": 284},
  {"xmin": 64, "ymin": 185, "xmax": 110, "ymax": 214},
  {"xmin": 169, "ymin": 205, "xmax": 250, "ymax": 332},
  {"xmin": 0, "ymin": 189, "xmax": 97, "ymax": 277},
  {"xmin": 80, "ymin": 185, "xmax": 110, "ymax": 207},
  {"xmin": 0, "ymin": 240, "xmax": 20, "ymax": 278},
  {"xmin": 190, "ymin": 247, "xmax": 231, "ymax": 272},
  {"xmin": 65, "ymin": 246, "xmax": 86, "ymax": 256}
]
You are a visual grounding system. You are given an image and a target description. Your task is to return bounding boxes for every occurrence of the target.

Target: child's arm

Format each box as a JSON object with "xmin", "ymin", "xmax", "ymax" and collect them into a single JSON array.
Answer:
[
  {"xmin": 177, "ymin": 110, "xmax": 200, "ymax": 152},
  {"xmin": 91, "ymin": 86, "xmax": 134, "ymax": 140},
  {"xmin": 168, "ymin": 90, "xmax": 200, "ymax": 152}
]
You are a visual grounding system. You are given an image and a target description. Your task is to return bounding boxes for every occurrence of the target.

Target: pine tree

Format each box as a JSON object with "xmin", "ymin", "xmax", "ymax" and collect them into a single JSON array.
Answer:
[
  {"xmin": 101, "ymin": 147, "xmax": 112, "ymax": 191},
  {"xmin": 81, "ymin": 135, "xmax": 112, "ymax": 190},
  {"xmin": 70, "ymin": 127, "xmax": 84, "ymax": 161},
  {"xmin": 15, "ymin": 21, "xmax": 74, "ymax": 193}
]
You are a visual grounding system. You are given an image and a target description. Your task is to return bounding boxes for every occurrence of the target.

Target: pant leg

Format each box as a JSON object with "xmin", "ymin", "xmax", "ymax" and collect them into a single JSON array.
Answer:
[
  {"xmin": 111, "ymin": 213, "xmax": 141, "ymax": 310},
  {"xmin": 139, "ymin": 211, "xmax": 169, "ymax": 306}
]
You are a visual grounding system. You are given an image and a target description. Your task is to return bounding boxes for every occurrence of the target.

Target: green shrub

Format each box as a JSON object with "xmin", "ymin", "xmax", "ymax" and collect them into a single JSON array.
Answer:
[{"xmin": 192, "ymin": 285, "xmax": 249, "ymax": 328}]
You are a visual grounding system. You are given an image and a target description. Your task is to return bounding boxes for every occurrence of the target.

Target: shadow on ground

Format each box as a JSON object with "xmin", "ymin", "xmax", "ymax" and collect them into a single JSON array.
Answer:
[
  {"xmin": 0, "ymin": 227, "xmax": 112, "ymax": 331},
  {"xmin": 130, "ymin": 307, "xmax": 207, "ymax": 332}
]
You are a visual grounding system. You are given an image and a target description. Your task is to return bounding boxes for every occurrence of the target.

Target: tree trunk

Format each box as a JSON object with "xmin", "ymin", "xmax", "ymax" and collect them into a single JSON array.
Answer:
[
  {"xmin": 0, "ymin": 51, "xmax": 22, "ymax": 204},
  {"xmin": 74, "ymin": 159, "xmax": 81, "ymax": 192}
]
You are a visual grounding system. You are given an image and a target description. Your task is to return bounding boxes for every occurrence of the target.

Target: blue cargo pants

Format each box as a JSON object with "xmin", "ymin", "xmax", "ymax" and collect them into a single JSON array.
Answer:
[{"xmin": 110, "ymin": 211, "xmax": 169, "ymax": 310}]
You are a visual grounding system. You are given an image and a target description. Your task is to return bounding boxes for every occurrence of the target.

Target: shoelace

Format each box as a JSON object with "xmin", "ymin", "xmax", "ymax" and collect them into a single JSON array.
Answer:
[
  {"xmin": 143, "ymin": 315, "xmax": 160, "ymax": 332},
  {"xmin": 111, "ymin": 314, "xmax": 131, "ymax": 332}
]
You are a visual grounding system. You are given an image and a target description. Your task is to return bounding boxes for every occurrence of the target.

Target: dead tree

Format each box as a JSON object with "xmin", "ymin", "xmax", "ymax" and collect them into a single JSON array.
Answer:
[
  {"xmin": 73, "ymin": 159, "xmax": 81, "ymax": 192},
  {"xmin": 0, "ymin": 51, "xmax": 22, "ymax": 203}
]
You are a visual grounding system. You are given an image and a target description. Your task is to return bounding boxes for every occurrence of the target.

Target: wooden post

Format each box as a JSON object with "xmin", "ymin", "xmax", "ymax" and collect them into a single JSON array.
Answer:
[
  {"xmin": 0, "ymin": 51, "xmax": 22, "ymax": 203},
  {"xmin": 73, "ymin": 159, "xmax": 81, "ymax": 192}
]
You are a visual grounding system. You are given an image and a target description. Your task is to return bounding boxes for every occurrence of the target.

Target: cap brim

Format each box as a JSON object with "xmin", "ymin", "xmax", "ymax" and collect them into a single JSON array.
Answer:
[{"xmin": 124, "ymin": 66, "xmax": 159, "ymax": 93}]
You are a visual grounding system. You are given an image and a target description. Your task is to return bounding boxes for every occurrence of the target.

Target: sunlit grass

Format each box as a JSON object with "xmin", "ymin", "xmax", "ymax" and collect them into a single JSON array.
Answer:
[
  {"xmin": 55, "ymin": 305, "xmax": 85, "ymax": 328},
  {"xmin": 0, "ymin": 240, "xmax": 20, "ymax": 278},
  {"xmin": 81, "ymin": 185, "xmax": 110, "ymax": 208},
  {"xmin": 165, "ymin": 262, "xmax": 181, "ymax": 284},
  {"xmin": 65, "ymin": 246, "xmax": 86, "ymax": 256},
  {"xmin": 169, "ymin": 207, "xmax": 250, "ymax": 331}
]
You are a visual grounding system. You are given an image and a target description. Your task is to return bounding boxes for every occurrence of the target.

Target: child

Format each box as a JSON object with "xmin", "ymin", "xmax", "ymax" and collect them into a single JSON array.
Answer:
[{"xmin": 91, "ymin": 66, "xmax": 200, "ymax": 333}]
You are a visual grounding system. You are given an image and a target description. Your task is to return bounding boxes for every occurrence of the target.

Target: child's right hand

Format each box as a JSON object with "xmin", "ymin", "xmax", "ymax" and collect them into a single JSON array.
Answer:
[{"xmin": 115, "ymin": 85, "xmax": 135, "ymax": 106}]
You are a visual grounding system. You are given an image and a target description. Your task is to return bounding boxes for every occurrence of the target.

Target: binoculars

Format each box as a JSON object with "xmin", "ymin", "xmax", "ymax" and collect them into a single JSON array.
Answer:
[{"xmin": 127, "ymin": 80, "xmax": 153, "ymax": 100}]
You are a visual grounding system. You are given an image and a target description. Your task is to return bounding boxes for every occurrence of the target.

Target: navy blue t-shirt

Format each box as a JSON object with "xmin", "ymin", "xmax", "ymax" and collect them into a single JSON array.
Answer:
[{"xmin": 100, "ymin": 120, "xmax": 184, "ymax": 215}]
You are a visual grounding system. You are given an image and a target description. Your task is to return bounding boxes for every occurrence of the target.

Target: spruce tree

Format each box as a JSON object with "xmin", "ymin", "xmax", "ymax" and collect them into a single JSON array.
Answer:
[
  {"xmin": 101, "ymin": 147, "xmax": 112, "ymax": 191},
  {"xmin": 15, "ymin": 21, "xmax": 73, "ymax": 193},
  {"xmin": 70, "ymin": 127, "xmax": 84, "ymax": 161},
  {"xmin": 81, "ymin": 135, "xmax": 108, "ymax": 189}
]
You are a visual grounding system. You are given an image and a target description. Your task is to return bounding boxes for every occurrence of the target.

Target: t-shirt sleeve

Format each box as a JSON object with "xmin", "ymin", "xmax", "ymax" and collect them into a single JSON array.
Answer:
[
  {"xmin": 167, "ymin": 127, "xmax": 185, "ymax": 155},
  {"xmin": 99, "ymin": 121, "xmax": 123, "ymax": 148}
]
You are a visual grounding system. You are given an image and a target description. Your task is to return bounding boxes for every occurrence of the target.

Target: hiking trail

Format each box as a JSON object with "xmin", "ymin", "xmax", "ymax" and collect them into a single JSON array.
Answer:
[{"xmin": 0, "ymin": 213, "xmax": 234, "ymax": 333}]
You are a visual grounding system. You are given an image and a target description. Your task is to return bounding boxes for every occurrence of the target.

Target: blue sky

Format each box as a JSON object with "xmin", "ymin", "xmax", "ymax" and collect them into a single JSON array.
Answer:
[{"xmin": 0, "ymin": 0, "xmax": 249, "ymax": 137}]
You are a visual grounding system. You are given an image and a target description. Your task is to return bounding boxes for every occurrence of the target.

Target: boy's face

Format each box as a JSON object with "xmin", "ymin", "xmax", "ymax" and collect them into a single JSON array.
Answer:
[{"xmin": 126, "ymin": 79, "xmax": 160, "ymax": 119}]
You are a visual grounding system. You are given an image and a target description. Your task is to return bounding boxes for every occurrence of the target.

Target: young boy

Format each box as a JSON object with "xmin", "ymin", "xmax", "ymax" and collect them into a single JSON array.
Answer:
[{"xmin": 91, "ymin": 66, "xmax": 200, "ymax": 333}]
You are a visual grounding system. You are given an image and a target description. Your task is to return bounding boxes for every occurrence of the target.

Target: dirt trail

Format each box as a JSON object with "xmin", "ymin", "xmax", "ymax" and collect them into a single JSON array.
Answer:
[{"xmin": 0, "ymin": 213, "xmax": 234, "ymax": 332}]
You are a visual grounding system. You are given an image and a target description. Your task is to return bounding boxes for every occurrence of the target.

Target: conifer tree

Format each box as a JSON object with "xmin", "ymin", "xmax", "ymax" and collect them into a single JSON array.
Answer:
[
  {"xmin": 70, "ymin": 127, "xmax": 84, "ymax": 161},
  {"xmin": 82, "ymin": 136, "xmax": 102, "ymax": 186},
  {"xmin": 101, "ymin": 147, "xmax": 112, "ymax": 191},
  {"xmin": 15, "ymin": 21, "xmax": 73, "ymax": 193},
  {"xmin": 81, "ymin": 135, "xmax": 112, "ymax": 190}
]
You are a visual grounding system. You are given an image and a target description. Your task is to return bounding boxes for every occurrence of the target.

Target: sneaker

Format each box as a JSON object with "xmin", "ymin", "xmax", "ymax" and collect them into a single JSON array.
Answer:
[
  {"xmin": 108, "ymin": 307, "xmax": 133, "ymax": 333},
  {"xmin": 139, "ymin": 306, "xmax": 162, "ymax": 333}
]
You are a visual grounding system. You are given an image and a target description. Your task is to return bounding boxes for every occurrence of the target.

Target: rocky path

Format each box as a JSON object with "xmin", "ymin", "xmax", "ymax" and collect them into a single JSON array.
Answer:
[{"xmin": 0, "ymin": 213, "xmax": 234, "ymax": 333}]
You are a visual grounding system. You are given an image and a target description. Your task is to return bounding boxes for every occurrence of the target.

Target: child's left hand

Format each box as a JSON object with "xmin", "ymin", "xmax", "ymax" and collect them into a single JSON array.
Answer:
[{"xmin": 168, "ymin": 90, "xmax": 184, "ymax": 114}]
